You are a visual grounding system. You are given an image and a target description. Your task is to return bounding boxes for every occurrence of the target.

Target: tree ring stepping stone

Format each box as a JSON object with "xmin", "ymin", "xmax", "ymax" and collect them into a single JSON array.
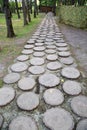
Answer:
[
  {"xmin": 17, "ymin": 92, "xmax": 39, "ymax": 110},
  {"xmin": 33, "ymin": 52, "xmax": 45, "ymax": 57},
  {"xmin": 47, "ymin": 61, "xmax": 62, "ymax": 71},
  {"xmin": 56, "ymin": 43, "xmax": 68, "ymax": 47},
  {"xmin": 30, "ymin": 58, "xmax": 44, "ymax": 66},
  {"xmin": 46, "ymin": 45, "xmax": 56, "ymax": 49},
  {"xmin": 33, "ymin": 46, "xmax": 45, "ymax": 51},
  {"xmin": 0, "ymin": 115, "xmax": 3, "ymax": 128},
  {"xmin": 71, "ymin": 95, "xmax": 87, "ymax": 117},
  {"xmin": 39, "ymin": 74, "xmax": 60, "ymax": 88},
  {"xmin": 47, "ymin": 54, "xmax": 58, "ymax": 61},
  {"xmin": 27, "ymin": 40, "xmax": 35, "ymax": 44},
  {"xmin": 3, "ymin": 73, "xmax": 20, "ymax": 84},
  {"xmin": 61, "ymin": 67, "xmax": 80, "ymax": 79},
  {"xmin": 24, "ymin": 45, "xmax": 34, "ymax": 49},
  {"xmin": 60, "ymin": 57, "xmax": 74, "ymax": 65},
  {"xmin": 76, "ymin": 119, "xmax": 87, "ymax": 130},
  {"xmin": 9, "ymin": 116, "xmax": 38, "ymax": 130},
  {"xmin": 35, "ymin": 43, "xmax": 44, "ymax": 46},
  {"xmin": 29, "ymin": 66, "xmax": 45, "ymax": 75},
  {"xmin": 57, "ymin": 39, "xmax": 65, "ymax": 43},
  {"xmin": 43, "ymin": 108, "xmax": 74, "ymax": 130},
  {"xmin": 36, "ymin": 40, "xmax": 44, "ymax": 43},
  {"xmin": 45, "ymin": 49, "xmax": 56, "ymax": 54},
  {"xmin": 45, "ymin": 42, "xmax": 54, "ymax": 45},
  {"xmin": 57, "ymin": 47, "xmax": 69, "ymax": 51},
  {"xmin": 63, "ymin": 80, "xmax": 81, "ymax": 95},
  {"xmin": 45, "ymin": 39, "xmax": 53, "ymax": 42},
  {"xmin": 17, "ymin": 55, "xmax": 29, "ymax": 62},
  {"xmin": 18, "ymin": 77, "xmax": 36, "ymax": 91},
  {"xmin": 58, "ymin": 51, "xmax": 71, "ymax": 57},
  {"xmin": 43, "ymin": 89, "xmax": 64, "ymax": 106},
  {"xmin": 22, "ymin": 49, "xmax": 33, "ymax": 55},
  {"xmin": 0, "ymin": 87, "xmax": 15, "ymax": 106},
  {"xmin": 11, "ymin": 62, "xmax": 28, "ymax": 73}
]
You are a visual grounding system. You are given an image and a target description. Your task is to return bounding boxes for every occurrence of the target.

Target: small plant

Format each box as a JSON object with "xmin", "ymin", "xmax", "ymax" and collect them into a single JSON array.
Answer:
[{"xmin": 0, "ymin": 80, "xmax": 3, "ymax": 88}]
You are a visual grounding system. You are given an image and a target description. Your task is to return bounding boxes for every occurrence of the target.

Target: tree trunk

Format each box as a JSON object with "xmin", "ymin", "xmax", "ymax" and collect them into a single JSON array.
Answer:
[
  {"xmin": 3, "ymin": 0, "xmax": 15, "ymax": 38},
  {"xmin": 34, "ymin": 0, "xmax": 37, "ymax": 18},
  {"xmin": 15, "ymin": 0, "xmax": 21, "ymax": 19},
  {"xmin": 26, "ymin": 0, "xmax": 31, "ymax": 22},
  {"xmin": 30, "ymin": 0, "xmax": 32, "ymax": 14},
  {"xmin": 22, "ymin": 0, "xmax": 28, "ymax": 25},
  {"xmin": 53, "ymin": 0, "xmax": 56, "ymax": 16}
]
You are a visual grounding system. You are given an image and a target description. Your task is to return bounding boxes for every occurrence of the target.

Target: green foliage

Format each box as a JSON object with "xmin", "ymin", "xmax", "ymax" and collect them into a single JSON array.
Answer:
[
  {"xmin": 9, "ymin": 0, "xmax": 16, "ymax": 13},
  {"xmin": 40, "ymin": 0, "xmax": 56, "ymax": 6},
  {"xmin": 0, "ymin": 80, "xmax": 3, "ymax": 88}
]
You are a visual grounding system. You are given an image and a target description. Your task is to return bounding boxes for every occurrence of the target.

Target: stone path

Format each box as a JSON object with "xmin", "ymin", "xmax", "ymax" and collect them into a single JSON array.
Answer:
[{"xmin": 0, "ymin": 12, "xmax": 87, "ymax": 130}]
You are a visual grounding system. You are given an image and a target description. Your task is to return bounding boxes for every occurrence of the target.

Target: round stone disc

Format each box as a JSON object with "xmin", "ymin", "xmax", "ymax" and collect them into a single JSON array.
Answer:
[
  {"xmin": 39, "ymin": 74, "xmax": 60, "ymax": 88},
  {"xmin": 61, "ymin": 67, "xmax": 80, "ymax": 79},
  {"xmin": 27, "ymin": 40, "xmax": 35, "ymax": 44},
  {"xmin": 0, "ymin": 87, "xmax": 15, "ymax": 106},
  {"xmin": 63, "ymin": 80, "xmax": 81, "ymax": 95},
  {"xmin": 71, "ymin": 95, "xmax": 87, "ymax": 117},
  {"xmin": 18, "ymin": 77, "xmax": 36, "ymax": 90},
  {"xmin": 46, "ymin": 39, "xmax": 53, "ymax": 42},
  {"xmin": 29, "ymin": 66, "xmax": 45, "ymax": 75},
  {"xmin": 35, "ymin": 43, "xmax": 44, "ymax": 46},
  {"xmin": 43, "ymin": 89, "xmax": 64, "ymax": 106},
  {"xmin": 24, "ymin": 45, "xmax": 34, "ymax": 49},
  {"xmin": 60, "ymin": 57, "xmax": 74, "ymax": 65},
  {"xmin": 11, "ymin": 62, "xmax": 28, "ymax": 73},
  {"xmin": 30, "ymin": 58, "xmax": 44, "ymax": 66},
  {"xmin": 58, "ymin": 51, "xmax": 71, "ymax": 57},
  {"xmin": 0, "ymin": 115, "xmax": 3, "ymax": 128},
  {"xmin": 45, "ymin": 49, "xmax": 56, "ymax": 54},
  {"xmin": 47, "ymin": 61, "xmax": 62, "ymax": 71},
  {"xmin": 45, "ymin": 42, "xmax": 54, "ymax": 45},
  {"xmin": 57, "ymin": 47, "xmax": 69, "ymax": 51},
  {"xmin": 56, "ymin": 43, "xmax": 68, "ymax": 47},
  {"xmin": 43, "ymin": 108, "xmax": 74, "ymax": 130},
  {"xmin": 47, "ymin": 54, "xmax": 58, "ymax": 61},
  {"xmin": 9, "ymin": 116, "xmax": 38, "ymax": 130},
  {"xmin": 22, "ymin": 49, "xmax": 33, "ymax": 55},
  {"xmin": 76, "ymin": 119, "xmax": 87, "ymax": 130},
  {"xmin": 17, "ymin": 55, "xmax": 29, "ymax": 62},
  {"xmin": 33, "ymin": 46, "xmax": 45, "ymax": 51},
  {"xmin": 17, "ymin": 92, "xmax": 39, "ymax": 111},
  {"xmin": 46, "ymin": 45, "xmax": 56, "ymax": 49},
  {"xmin": 36, "ymin": 40, "xmax": 44, "ymax": 43},
  {"xmin": 33, "ymin": 52, "xmax": 45, "ymax": 57},
  {"xmin": 3, "ymin": 73, "xmax": 20, "ymax": 84}
]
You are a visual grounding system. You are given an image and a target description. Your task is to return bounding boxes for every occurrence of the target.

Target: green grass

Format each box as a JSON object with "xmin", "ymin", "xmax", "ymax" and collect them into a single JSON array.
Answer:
[
  {"xmin": 0, "ymin": 12, "xmax": 45, "ymax": 41},
  {"xmin": 0, "ymin": 80, "xmax": 3, "ymax": 88}
]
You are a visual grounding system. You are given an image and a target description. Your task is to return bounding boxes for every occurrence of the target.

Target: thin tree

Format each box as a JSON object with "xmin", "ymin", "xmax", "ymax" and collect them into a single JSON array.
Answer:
[
  {"xmin": 15, "ymin": 0, "xmax": 21, "ymax": 19},
  {"xmin": 3, "ymin": 0, "xmax": 15, "ymax": 37},
  {"xmin": 22, "ymin": 0, "xmax": 28, "ymax": 25},
  {"xmin": 26, "ymin": 0, "xmax": 31, "ymax": 22},
  {"xmin": 34, "ymin": 0, "xmax": 37, "ymax": 18},
  {"xmin": 30, "ymin": 0, "xmax": 32, "ymax": 14}
]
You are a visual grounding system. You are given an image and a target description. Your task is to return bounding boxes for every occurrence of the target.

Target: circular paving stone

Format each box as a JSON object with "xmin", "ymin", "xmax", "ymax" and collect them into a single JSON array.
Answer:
[
  {"xmin": 43, "ymin": 107, "xmax": 74, "ymax": 130},
  {"xmin": 11, "ymin": 62, "xmax": 28, "ymax": 73},
  {"xmin": 17, "ymin": 92, "xmax": 39, "ymax": 111},
  {"xmin": 58, "ymin": 51, "xmax": 71, "ymax": 57},
  {"xmin": 45, "ymin": 42, "xmax": 54, "ymax": 45},
  {"xmin": 43, "ymin": 88, "xmax": 64, "ymax": 106},
  {"xmin": 39, "ymin": 73, "xmax": 60, "ymax": 88},
  {"xmin": 46, "ymin": 45, "xmax": 56, "ymax": 49},
  {"xmin": 45, "ymin": 49, "xmax": 56, "ymax": 54},
  {"xmin": 24, "ymin": 45, "xmax": 34, "ymax": 49},
  {"xmin": 47, "ymin": 54, "xmax": 58, "ymax": 61},
  {"xmin": 47, "ymin": 61, "xmax": 62, "ymax": 71},
  {"xmin": 71, "ymin": 95, "xmax": 87, "ymax": 117},
  {"xmin": 61, "ymin": 67, "xmax": 80, "ymax": 79},
  {"xmin": 63, "ymin": 80, "xmax": 81, "ymax": 95},
  {"xmin": 0, "ymin": 87, "xmax": 15, "ymax": 106},
  {"xmin": 57, "ymin": 47, "xmax": 69, "ymax": 51},
  {"xmin": 60, "ymin": 57, "xmax": 74, "ymax": 65},
  {"xmin": 0, "ymin": 115, "xmax": 3, "ymax": 128},
  {"xmin": 36, "ymin": 40, "xmax": 44, "ymax": 43},
  {"xmin": 22, "ymin": 49, "xmax": 33, "ymax": 55},
  {"xmin": 3, "ymin": 73, "xmax": 20, "ymax": 84},
  {"xmin": 30, "ymin": 58, "xmax": 44, "ymax": 66},
  {"xmin": 27, "ymin": 40, "xmax": 35, "ymax": 44},
  {"xmin": 76, "ymin": 119, "xmax": 87, "ymax": 130},
  {"xmin": 18, "ymin": 77, "xmax": 36, "ymax": 90},
  {"xmin": 56, "ymin": 43, "xmax": 68, "ymax": 47},
  {"xmin": 35, "ymin": 43, "xmax": 44, "ymax": 46},
  {"xmin": 33, "ymin": 46, "xmax": 45, "ymax": 51},
  {"xmin": 33, "ymin": 52, "xmax": 45, "ymax": 57},
  {"xmin": 29, "ymin": 66, "xmax": 45, "ymax": 75},
  {"xmin": 17, "ymin": 55, "xmax": 29, "ymax": 62},
  {"xmin": 9, "ymin": 116, "xmax": 38, "ymax": 130},
  {"xmin": 46, "ymin": 39, "xmax": 53, "ymax": 42}
]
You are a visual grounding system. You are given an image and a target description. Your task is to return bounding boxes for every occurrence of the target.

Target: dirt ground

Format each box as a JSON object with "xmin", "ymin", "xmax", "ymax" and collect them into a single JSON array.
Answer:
[{"xmin": 59, "ymin": 23, "xmax": 87, "ymax": 77}]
